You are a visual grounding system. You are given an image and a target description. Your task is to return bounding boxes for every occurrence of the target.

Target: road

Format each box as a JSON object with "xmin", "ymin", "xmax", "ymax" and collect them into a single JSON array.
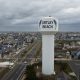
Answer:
[
  {"xmin": 1, "ymin": 63, "xmax": 26, "ymax": 80},
  {"xmin": 54, "ymin": 58, "xmax": 80, "ymax": 80},
  {"xmin": 1, "ymin": 40, "xmax": 41, "ymax": 80},
  {"xmin": 68, "ymin": 60, "xmax": 80, "ymax": 80}
]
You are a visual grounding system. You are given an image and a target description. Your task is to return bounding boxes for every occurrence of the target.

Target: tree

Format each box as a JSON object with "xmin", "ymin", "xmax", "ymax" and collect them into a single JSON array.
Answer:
[{"xmin": 25, "ymin": 65, "xmax": 37, "ymax": 80}]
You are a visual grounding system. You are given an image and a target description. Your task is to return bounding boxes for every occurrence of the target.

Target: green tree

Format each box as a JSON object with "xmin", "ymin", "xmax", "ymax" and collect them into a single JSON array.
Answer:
[{"xmin": 25, "ymin": 65, "xmax": 37, "ymax": 80}]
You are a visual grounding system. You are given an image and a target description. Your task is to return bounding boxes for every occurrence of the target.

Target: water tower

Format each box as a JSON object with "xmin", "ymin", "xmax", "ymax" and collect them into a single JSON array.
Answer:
[{"xmin": 39, "ymin": 16, "xmax": 58, "ymax": 75}]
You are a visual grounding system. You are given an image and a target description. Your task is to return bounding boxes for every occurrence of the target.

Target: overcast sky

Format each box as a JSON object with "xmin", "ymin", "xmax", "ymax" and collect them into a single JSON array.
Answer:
[{"xmin": 0, "ymin": 0, "xmax": 80, "ymax": 32}]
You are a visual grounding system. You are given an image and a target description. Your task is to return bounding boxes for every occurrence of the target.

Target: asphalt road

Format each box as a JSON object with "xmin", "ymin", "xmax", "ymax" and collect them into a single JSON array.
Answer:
[
  {"xmin": 1, "ymin": 41, "xmax": 41, "ymax": 80},
  {"xmin": 68, "ymin": 60, "xmax": 80, "ymax": 80},
  {"xmin": 1, "ymin": 63, "xmax": 26, "ymax": 80}
]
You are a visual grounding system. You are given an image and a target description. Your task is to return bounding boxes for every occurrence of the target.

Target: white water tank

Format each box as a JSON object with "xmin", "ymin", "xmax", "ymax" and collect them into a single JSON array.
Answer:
[{"xmin": 39, "ymin": 16, "xmax": 58, "ymax": 75}]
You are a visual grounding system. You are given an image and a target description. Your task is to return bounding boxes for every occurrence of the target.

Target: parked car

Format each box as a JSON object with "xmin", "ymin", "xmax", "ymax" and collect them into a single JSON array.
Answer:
[
  {"xmin": 71, "ymin": 51, "xmax": 80, "ymax": 59},
  {"xmin": 55, "ymin": 54, "xmax": 64, "ymax": 58},
  {"xmin": 71, "ymin": 51, "xmax": 78, "ymax": 58}
]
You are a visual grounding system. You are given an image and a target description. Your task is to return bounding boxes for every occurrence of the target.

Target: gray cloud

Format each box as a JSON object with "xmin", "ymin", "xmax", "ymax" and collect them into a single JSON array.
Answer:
[{"xmin": 0, "ymin": 0, "xmax": 80, "ymax": 31}]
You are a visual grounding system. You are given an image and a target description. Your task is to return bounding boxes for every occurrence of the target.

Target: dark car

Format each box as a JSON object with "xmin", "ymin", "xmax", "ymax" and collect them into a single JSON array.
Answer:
[{"xmin": 71, "ymin": 51, "xmax": 80, "ymax": 59}]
